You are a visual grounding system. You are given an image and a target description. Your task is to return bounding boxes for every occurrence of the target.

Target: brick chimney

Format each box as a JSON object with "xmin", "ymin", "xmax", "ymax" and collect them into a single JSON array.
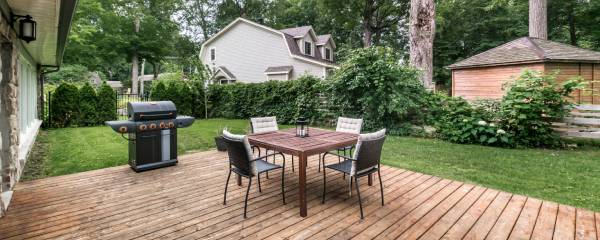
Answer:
[{"xmin": 529, "ymin": 0, "xmax": 547, "ymax": 39}]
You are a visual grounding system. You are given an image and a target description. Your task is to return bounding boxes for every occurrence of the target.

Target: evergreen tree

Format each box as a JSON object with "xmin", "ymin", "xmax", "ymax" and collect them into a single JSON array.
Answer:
[
  {"xmin": 78, "ymin": 82, "xmax": 98, "ymax": 126},
  {"xmin": 97, "ymin": 82, "xmax": 116, "ymax": 123}
]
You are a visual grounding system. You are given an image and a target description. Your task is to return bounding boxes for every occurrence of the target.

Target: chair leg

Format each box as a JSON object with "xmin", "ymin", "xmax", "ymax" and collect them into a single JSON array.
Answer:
[
  {"xmin": 348, "ymin": 176, "xmax": 352, "ymax": 196},
  {"xmin": 266, "ymin": 149, "xmax": 270, "ymax": 179},
  {"xmin": 322, "ymin": 160, "xmax": 327, "ymax": 204},
  {"xmin": 257, "ymin": 173, "xmax": 262, "ymax": 193},
  {"xmin": 282, "ymin": 162, "xmax": 286, "ymax": 204},
  {"xmin": 291, "ymin": 156, "xmax": 295, "ymax": 172},
  {"xmin": 355, "ymin": 177, "xmax": 364, "ymax": 219},
  {"xmin": 378, "ymin": 169, "xmax": 384, "ymax": 206},
  {"xmin": 244, "ymin": 177, "xmax": 252, "ymax": 218},
  {"xmin": 223, "ymin": 169, "xmax": 231, "ymax": 205}
]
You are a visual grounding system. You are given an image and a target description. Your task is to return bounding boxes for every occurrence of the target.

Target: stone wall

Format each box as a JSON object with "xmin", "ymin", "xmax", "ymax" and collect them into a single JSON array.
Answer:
[{"xmin": 0, "ymin": 15, "xmax": 20, "ymax": 217}]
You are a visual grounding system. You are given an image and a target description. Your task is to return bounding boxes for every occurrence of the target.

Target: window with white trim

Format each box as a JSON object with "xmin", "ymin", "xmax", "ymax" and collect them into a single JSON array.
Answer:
[
  {"xmin": 17, "ymin": 55, "xmax": 38, "ymax": 138},
  {"xmin": 325, "ymin": 48, "xmax": 331, "ymax": 60},
  {"xmin": 304, "ymin": 41, "xmax": 312, "ymax": 55},
  {"xmin": 210, "ymin": 48, "xmax": 216, "ymax": 61}
]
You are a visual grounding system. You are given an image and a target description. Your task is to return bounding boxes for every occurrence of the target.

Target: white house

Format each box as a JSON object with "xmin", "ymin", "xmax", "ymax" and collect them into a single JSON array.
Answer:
[
  {"xmin": 0, "ymin": 0, "xmax": 77, "ymax": 217},
  {"xmin": 199, "ymin": 18, "xmax": 338, "ymax": 84}
]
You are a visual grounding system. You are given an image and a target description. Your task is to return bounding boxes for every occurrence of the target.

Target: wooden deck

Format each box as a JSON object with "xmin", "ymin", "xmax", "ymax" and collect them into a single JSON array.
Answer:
[{"xmin": 1, "ymin": 151, "xmax": 598, "ymax": 240}]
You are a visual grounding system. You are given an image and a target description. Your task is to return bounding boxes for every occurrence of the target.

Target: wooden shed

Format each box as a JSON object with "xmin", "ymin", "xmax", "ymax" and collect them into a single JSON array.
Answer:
[{"xmin": 447, "ymin": 37, "xmax": 600, "ymax": 104}]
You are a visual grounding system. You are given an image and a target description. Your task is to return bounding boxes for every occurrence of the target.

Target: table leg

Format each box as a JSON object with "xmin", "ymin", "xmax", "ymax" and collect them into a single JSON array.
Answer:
[
  {"xmin": 299, "ymin": 153, "xmax": 307, "ymax": 217},
  {"xmin": 237, "ymin": 174, "xmax": 242, "ymax": 186},
  {"xmin": 368, "ymin": 173, "xmax": 373, "ymax": 186}
]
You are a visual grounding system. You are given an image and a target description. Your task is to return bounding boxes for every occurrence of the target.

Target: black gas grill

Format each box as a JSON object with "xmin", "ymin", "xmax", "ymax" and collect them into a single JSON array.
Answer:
[{"xmin": 106, "ymin": 101, "xmax": 195, "ymax": 172}]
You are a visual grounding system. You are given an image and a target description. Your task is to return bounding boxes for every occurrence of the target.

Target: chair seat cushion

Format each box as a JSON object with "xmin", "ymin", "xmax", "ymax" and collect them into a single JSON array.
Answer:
[
  {"xmin": 326, "ymin": 159, "xmax": 379, "ymax": 176},
  {"xmin": 325, "ymin": 160, "xmax": 353, "ymax": 174},
  {"xmin": 255, "ymin": 159, "xmax": 283, "ymax": 174}
]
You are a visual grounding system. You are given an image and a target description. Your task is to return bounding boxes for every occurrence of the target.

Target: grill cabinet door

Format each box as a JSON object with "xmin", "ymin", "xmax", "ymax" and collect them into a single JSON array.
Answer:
[{"xmin": 136, "ymin": 131, "xmax": 162, "ymax": 165}]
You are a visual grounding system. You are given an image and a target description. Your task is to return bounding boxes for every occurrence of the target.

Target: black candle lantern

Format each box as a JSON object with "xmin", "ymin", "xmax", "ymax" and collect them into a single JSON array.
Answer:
[
  {"xmin": 13, "ymin": 15, "xmax": 37, "ymax": 43},
  {"xmin": 295, "ymin": 117, "xmax": 309, "ymax": 138}
]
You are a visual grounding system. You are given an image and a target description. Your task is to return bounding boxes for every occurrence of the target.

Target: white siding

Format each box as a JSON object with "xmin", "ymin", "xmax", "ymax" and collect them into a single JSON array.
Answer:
[{"xmin": 201, "ymin": 21, "xmax": 326, "ymax": 83}]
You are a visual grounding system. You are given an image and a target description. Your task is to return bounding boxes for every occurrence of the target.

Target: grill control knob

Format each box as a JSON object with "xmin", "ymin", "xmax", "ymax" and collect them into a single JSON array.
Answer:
[
  {"xmin": 149, "ymin": 123, "xmax": 157, "ymax": 130},
  {"xmin": 159, "ymin": 122, "xmax": 166, "ymax": 129},
  {"xmin": 119, "ymin": 126, "xmax": 128, "ymax": 133},
  {"xmin": 139, "ymin": 124, "xmax": 147, "ymax": 131},
  {"xmin": 168, "ymin": 122, "xmax": 175, "ymax": 128}
]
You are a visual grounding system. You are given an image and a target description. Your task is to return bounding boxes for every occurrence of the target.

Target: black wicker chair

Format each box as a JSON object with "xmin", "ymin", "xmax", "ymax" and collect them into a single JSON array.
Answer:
[
  {"xmin": 321, "ymin": 129, "xmax": 386, "ymax": 219},
  {"xmin": 222, "ymin": 131, "xmax": 286, "ymax": 218},
  {"xmin": 250, "ymin": 117, "xmax": 294, "ymax": 175}
]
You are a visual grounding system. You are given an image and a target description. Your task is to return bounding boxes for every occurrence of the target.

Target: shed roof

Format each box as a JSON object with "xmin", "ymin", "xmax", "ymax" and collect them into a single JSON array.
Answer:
[{"xmin": 447, "ymin": 37, "xmax": 600, "ymax": 70}]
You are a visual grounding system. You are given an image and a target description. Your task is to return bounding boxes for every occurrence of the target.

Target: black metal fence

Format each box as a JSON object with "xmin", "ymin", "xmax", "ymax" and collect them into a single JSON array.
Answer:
[{"xmin": 42, "ymin": 92, "xmax": 151, "ymax": 128}]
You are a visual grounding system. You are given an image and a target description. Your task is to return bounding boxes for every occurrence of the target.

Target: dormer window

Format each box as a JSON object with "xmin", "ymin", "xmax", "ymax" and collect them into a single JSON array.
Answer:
[
  {"xmin": 304, "ymin": 41, "xmax": 312, "ymax": 55},
  {"xmin": 210, "ymin": 48, "xmax": 216, "ymax": 61},
  {"xmin": 325, "ymin": 48, "xmax": 331, "ymax": 61}
]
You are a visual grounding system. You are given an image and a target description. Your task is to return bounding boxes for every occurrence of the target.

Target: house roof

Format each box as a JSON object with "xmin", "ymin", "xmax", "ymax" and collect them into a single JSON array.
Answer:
[
  {"xmin": 213, "ymin": 66, "xmax": 236, "ymax": 80},
  {"xmin": 264, "ymin": 66, "xmax": 293, "ymax": 74},
  {"xmin": 447, "ymin": 37, "xmax": 600, "ymax": 70},
  {"xmin": 283, "ymin": 33, "xmax": 335, "ymax": 65},
  {"xmin": 280, "ymin": 26, "xmax": 313, "ymax": 38},
  {"xmin": 6, "ymin": 0, "xmax": 78, "ymax": 66}
]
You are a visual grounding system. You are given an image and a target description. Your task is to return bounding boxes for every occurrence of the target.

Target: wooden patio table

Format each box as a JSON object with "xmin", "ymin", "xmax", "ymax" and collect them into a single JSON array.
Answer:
[{"xmin": 248, "ymin": 128, "xmax": 358, "ymax": 217}]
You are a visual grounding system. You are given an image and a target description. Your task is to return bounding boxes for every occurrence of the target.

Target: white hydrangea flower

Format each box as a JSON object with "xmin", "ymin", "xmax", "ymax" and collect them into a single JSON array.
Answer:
[
  {"xmin": 477, "ymin": 120, "xmax": 487, "ymax": 126},
  {"xmin": 462, "ymin": 119, "xmax": 468, "ymax": 123},
  {"xmin": 489, "ymin": 123, "xmax": 496, "ymax": 127},
  {"xmin": 497, "ymin": 129, "xmax": 506, "ymax": 134}
]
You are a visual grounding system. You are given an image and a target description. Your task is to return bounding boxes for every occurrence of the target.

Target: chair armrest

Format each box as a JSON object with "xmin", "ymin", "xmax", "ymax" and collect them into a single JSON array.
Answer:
[
  {"xmin": 252, "ymin": 152, "xmax": 285, "ymax": 162},
  {"xmin": 322, "ymin": 151, "xmax": 356, "ymax": 161}
]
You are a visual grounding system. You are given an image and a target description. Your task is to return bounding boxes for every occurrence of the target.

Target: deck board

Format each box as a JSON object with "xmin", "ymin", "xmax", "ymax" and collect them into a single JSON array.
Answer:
[{"xmin": 0, "ymin": 150, "xmax": 597, "ymax": 240}]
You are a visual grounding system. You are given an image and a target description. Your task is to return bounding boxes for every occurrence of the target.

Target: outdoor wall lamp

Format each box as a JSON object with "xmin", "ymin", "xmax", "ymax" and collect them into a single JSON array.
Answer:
[{"xmin": 12, "ymin": 14, "xmax": 37, "ymax": 43}]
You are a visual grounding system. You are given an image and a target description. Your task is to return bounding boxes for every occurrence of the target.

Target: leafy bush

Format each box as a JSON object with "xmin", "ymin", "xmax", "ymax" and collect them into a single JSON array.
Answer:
[
  {"xmin": 97, "ymin": 82, "xmax": 116, "ymax": 123},
  {"xmin": 326, "ymin": 47, "xmax": 427, "ymax": 133},
  {"xmin": 78, "ymin": 83, "xmax": 98, "ymax": 126},
  {"xmin": 46, "ymin": 64, "xmax": 92, "ymax": 84},
  {"xmin": 435, "ymin": 96, "xmax": 513, "ymax": 146},
  {"xmin": 50, "ymin": 83, "xmax": 79, "ymax": 127},
  {"xmin": 499, "ymin": 70, "xmax": 583, "ymax": 147},
  {"xmin": 150, "ymin": 81, "xmax": 167, "ymax": 101},
  {"xmin": 149, "ymin": 77, "xmax": 197, "ymax": 116},
  {"xmin": 205, "ymin": 75, "xmax": 323, "ymax": 124}
]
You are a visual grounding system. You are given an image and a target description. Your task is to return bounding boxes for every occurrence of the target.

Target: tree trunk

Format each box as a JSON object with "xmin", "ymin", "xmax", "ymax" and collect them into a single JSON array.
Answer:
[
  {"xmin": 409, "ymin": 0, "xmax": 435, "ymax": 90},
  {"xmin": 131, "ymin": 17, "xmax": 140, "ymax": 94},
  {"xmin": 529, "ymin": 0, "xmax": 547, "ymax": 39},
  {"xmin": 362, "ymin": 0, "xmax": 375, "ymax": 47},
  {"xmin": 567, "ymin": 3, "xmax": 577, "ymax": 46}
]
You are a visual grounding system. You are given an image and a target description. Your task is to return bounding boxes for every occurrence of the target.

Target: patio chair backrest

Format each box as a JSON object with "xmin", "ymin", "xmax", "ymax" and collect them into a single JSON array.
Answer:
[
  {"xmin": 351, "ymin": 129, "xmax": 386, "ymax": 176},
  {"xmin": 222, "ymin": 130, "xmax": 256, "ymax": 175},
  {"xmin": 336, "ymin": 117, "xmax": 363, "ymax": 134},
  {"xmin": 250, "ymin": 117, "xmax": 279, "ymax": 134}
]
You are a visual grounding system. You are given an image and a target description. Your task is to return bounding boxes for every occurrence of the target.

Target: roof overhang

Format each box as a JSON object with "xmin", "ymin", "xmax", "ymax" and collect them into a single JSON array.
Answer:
[
  {"xmin": 5, "ymin": 0, "xmax": 77, "ymax": 66},
  {"xmin": 211, "ymin": 66, "xmax": 236, "ymax": 80},
  {"xmin": 447, "ymin": 59, "xmax": 600, "ymax": 70}
]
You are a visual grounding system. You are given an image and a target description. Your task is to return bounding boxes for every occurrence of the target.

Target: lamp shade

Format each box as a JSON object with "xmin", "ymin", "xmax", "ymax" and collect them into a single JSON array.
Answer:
[{"xmin": 19, "ymin": 15, "xmax": 36, "ymax": 43}]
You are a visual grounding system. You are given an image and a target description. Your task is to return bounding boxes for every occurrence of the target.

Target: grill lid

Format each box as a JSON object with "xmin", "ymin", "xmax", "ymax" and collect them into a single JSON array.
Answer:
[{"xmin": 128, "ymin": 101, "xmax": 177, "ymax": 121}]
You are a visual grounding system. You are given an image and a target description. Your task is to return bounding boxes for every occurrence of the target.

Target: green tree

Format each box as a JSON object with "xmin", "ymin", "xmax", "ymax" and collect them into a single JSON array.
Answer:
[
  {"xmin": 327, "ymin": 47, "xmax": 426, "ymax": 133},
  {"xmin": 97, "ymin": 82, "xmax": 117, "ymax": 122},
  {"xmin": 50, "ymin": 83, "xmax": 80, "ymax": 128},
  {"xmin": 78, "ymin": 83, "xmax": 99, "ymax": 126}
]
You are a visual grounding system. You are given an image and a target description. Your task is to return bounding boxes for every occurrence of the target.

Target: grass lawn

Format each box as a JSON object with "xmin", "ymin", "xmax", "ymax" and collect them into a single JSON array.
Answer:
[{"xmin": 24, "ymin": 119, "xmax": 600, "ymax": 211}]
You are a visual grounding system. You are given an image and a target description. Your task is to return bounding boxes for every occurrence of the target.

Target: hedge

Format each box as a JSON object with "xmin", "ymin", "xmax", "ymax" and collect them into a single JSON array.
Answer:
[
  {"xmin": 49, "ymin": 82, "xmax": 116, "ymax": 128},
  {"xmin": 205, "ymin": 75, "xmax": 323, "ymax": 124}
]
